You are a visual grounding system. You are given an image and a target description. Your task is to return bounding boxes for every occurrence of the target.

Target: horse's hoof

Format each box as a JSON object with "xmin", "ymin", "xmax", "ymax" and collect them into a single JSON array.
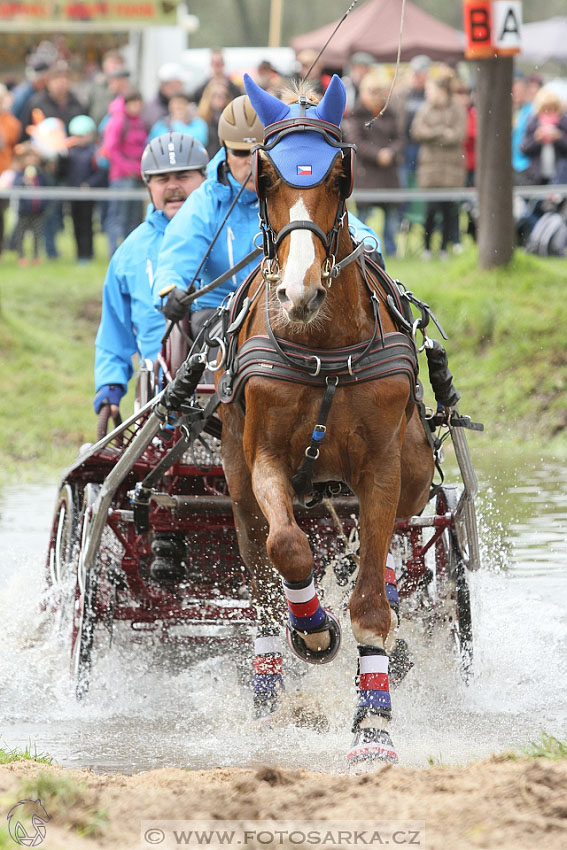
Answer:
[
  {"xmin": 347, "ymin": 728, "xmax": 399, "ymax": 771},
  {"xmin": 286, "ymin": 610, "xmax": 341, "ymax": 665}
]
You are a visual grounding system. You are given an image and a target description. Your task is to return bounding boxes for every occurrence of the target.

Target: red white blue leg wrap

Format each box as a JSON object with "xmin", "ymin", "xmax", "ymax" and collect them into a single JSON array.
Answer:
[
  {"xmin": 385, "ymin": 552, "xmax": 399, "ymax": 616},
  {"xmin": 253, "ymin": 632, "xmax": 283, "ymax": 716},
  {"xmin": 355, "ymin": 646, "xmax": 392, "ymax": 721},
  {"xmin": 348, "ymin": 645, "xmax": 398, "ymax": 766},
  {"xmin": 282, "ymin": 573, "xmax": 327, "ymax": 632},
  {"xmin": 282, "ymin": 571, "xmax": 341, "ymax": 664}
]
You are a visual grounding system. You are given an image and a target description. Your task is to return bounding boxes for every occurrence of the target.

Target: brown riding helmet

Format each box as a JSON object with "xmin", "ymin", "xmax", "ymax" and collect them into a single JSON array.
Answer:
[{"xmin": 217, "ymin": 95, "xmax": 264, "ymax": 151}]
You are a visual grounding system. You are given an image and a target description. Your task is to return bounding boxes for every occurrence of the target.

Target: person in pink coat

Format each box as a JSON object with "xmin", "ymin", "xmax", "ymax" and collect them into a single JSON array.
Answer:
[{"xmin": 103, "ymin": 89, "xmax": 147, "ymax": 255}]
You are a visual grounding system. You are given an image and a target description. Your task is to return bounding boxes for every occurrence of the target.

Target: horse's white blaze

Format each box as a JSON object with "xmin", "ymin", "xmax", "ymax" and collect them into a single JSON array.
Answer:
[{"xmin": 280, "ymin": 197, "xmax": 316, "ymax": 302}]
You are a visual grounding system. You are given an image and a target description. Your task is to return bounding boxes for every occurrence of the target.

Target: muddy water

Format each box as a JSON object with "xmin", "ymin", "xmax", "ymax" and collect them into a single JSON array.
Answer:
[{"xmin": 0, "ymin": 445, "xmax": 566, "ymax": 773}]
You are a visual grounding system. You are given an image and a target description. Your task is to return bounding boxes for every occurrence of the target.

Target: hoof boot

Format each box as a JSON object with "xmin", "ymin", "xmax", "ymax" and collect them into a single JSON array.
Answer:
[
  {"xmin": 286, "ymin": 610, "xmax": 341, "ymax": 665},
  {"xmin": 347, "ymin": 728, "xmax": 398, "ymax": 770}
]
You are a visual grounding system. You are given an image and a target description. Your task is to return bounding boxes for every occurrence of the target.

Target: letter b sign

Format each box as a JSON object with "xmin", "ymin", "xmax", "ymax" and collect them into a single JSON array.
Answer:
[{"xmin": 464, "ymin": 1, "xmax": 494, "ymax": 58}]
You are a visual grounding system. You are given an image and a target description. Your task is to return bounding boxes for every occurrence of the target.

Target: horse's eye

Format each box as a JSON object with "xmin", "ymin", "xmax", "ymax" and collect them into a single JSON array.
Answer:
[
  {"xmin": 329, "ymin": 170, "xmax": 344, "ymax": 194},
  {"xmin": 262, "ymin": 166, "xmax": 281, "ymax": 195}
]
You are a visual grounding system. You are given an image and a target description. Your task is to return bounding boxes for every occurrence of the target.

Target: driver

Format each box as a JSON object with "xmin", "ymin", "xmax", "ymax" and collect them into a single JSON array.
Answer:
[
  {"xmin": 93, "ymin": 131, "xmax": 208, "ymax": 418},
  {"xmin": 154, "ymin": 95, "xmax": 265, "ymax": 335},
  {"xmin": 154, "ymin": 95, "xmax": 384, "ymax": 333}
]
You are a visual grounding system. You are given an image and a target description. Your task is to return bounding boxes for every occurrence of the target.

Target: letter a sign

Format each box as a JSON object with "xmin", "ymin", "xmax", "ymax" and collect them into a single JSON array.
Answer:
[
  {"xmin": 493, "ymin": 1, "xmax": 522, "ymax": 53},
  {"xmin": 464, "ymin": 0, "xmax": 522, "ymax": 59}
]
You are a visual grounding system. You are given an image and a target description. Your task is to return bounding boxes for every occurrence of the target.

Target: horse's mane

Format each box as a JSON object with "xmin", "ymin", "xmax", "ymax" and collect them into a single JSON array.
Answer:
[{"xmin": 279, "ymin": 80, "xmax": 321, "ymax": 107}]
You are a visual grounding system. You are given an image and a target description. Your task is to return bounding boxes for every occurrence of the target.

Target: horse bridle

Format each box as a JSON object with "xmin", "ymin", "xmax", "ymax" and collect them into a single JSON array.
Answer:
[{"xmin": 253, "ymin": 97, "xmax": 356, "ymax": 283}]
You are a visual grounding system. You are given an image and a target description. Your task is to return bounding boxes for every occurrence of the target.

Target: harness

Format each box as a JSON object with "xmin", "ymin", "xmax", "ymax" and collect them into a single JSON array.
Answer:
[
  {"xmin": 216, "ymin": 257, "xmax": 421, "ymax": 405},
  {"xmin": 155, "ymin": 100, "xmax": 476, "ymax": 507}
]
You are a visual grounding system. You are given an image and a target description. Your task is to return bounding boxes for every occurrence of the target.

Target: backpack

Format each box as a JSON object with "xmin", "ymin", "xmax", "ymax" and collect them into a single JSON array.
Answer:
[{"xmin": 526, "ymin": 211, "xmax": 567, "ymax": 257}]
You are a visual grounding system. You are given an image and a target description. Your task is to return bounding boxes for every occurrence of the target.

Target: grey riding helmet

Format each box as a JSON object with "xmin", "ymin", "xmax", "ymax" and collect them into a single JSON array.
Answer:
[{"xmin": 141, "ymin": 132, "xmax": 209, "ymax": 184}]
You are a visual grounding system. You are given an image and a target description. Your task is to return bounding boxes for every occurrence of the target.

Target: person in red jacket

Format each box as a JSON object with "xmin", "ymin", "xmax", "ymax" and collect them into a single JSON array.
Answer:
[{"xmin": 103, "ymin": 89, "xmax": 147, "ymax": 256}]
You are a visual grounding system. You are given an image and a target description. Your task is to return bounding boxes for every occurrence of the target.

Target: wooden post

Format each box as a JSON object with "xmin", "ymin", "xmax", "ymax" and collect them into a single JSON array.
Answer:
[
  {"xmin": 268, "ymin": 0, "xmax": 283, "ymax": 48},
  {"xmin": 475, "ymin": 55, "xmax": 515, "ymax": 268}
]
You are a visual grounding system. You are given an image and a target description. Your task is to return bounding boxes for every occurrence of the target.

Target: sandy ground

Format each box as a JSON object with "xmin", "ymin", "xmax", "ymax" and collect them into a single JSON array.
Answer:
[{"xmin": 0, "ymin": 758, "xmax": 565, "ymax": 850}]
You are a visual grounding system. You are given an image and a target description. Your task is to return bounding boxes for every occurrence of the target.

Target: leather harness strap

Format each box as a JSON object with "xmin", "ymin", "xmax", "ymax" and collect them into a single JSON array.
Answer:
[
  {"xmin": 218, "ymin": 331, "xmax": 420, "ymax": 404},
  {"xmin": 218, "ymin": 254, "xmax": 421, "ymax": 407}
]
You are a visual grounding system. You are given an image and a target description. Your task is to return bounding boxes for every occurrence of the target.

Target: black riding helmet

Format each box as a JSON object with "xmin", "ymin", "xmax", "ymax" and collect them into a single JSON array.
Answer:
[{"xmin": 141, "ymin": 131, "xmax": 209, "ymax": 184}]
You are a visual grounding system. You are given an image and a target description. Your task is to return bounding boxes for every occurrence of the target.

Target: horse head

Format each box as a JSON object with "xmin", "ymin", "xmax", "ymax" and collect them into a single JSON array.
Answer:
[{"xmin": 244, "ymin": 73, "xmax": 354, "ymax": 327}]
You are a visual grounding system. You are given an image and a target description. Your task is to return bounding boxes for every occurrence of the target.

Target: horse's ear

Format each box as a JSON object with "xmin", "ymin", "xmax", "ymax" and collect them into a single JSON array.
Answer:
[
  {"xmin": 244, "ymin": 73, "xmax": 289, "ymax": 128},
  {"xmin": 314, "ymin": 74, "xmax": 346, "ymax": 127}
]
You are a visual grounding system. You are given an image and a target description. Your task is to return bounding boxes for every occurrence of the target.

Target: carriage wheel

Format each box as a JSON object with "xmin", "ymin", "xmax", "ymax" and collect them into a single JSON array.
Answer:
[
  {"xmin": 70, "ymin": 483, "xmax": 106, "ymax": 701},
  {"xmin": 435, "ymin": 486, "xmax": 474, "ymax": 681},
  {"xmin": 72, "ymin": 566, "xmax": 99, "ymax": 701},
  {"xmin": 46, "ymin": 484, "xmax": 78, "ymax": 589},
  {"xmin": 45, "ymin": 483, "xmax": 80, "ymax": 630},
  {"xmin": 71, "ymin": 482, "xmax": 124, "ymax": 700}
]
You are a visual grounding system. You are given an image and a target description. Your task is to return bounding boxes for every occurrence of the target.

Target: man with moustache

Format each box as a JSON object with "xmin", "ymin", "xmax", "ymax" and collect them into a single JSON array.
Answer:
[{"xmin": 93, "ymin": 132, "xmax": 208, "ymax": 419}]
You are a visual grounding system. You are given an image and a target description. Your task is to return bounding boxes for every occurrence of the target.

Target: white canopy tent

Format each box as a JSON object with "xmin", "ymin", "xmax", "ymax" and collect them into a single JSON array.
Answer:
[{"xmin": 520, "ymin": 17, "xmax": 567, "ymax": 64}]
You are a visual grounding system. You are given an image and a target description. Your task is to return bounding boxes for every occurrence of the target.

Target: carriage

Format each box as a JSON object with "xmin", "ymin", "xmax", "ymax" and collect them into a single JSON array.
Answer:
[
  {"xmin": 45, "ymin": 71, "xmax": 483, "ymax": 768},
  {"xmin": 44, "ymin": 307, "xmax": 481, "ymax": 705}
]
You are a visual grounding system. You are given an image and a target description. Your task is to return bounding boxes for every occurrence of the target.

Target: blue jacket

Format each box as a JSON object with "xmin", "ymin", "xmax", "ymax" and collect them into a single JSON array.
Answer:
[
  {"xmin": 148, "ymin": 116, "xmax": 208, "ymax": 147},
  {"xmin": 513, "ymin": 103, "xmax": 532, "ymax": 173},
  {"xmin": 154, "ymin": 148, "xmax": 381, "ymax": 311},
  {"xmin": 95, "ymin": 204, "xmax": 167, "ymax": 392}
]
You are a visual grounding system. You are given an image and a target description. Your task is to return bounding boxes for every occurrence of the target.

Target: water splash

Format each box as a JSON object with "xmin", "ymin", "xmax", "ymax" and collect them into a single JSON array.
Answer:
[{"xmin": 0, "ymin": 462, "xmax": 566, "ymax": 773}]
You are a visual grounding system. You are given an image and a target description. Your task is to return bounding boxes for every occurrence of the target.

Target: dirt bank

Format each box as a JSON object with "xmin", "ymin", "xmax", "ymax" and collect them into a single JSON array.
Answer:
[{"xmin": 0, "ymin": 758, "xmax": 565, "ymax": 850}]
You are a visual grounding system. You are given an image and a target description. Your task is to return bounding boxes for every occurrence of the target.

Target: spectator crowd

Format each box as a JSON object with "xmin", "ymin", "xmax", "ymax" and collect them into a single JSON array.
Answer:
[{"xmin": 1, "ymin": 39, "xmax": 566, "ymax": 265}]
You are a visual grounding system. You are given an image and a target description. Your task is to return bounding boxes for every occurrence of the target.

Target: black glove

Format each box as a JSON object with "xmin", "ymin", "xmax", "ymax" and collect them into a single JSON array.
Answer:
[{"xmin": 162, "ymin": 287, "xmax": 190, "ymax": 322}]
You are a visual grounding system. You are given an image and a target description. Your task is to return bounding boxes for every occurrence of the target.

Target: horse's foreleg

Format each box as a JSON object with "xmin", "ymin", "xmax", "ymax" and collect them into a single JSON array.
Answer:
[
  {"xmin": 348, "ymin": 466, "xmax": 401, "ymax": 768},
  {"xmin": 221, "ymin": 430, "xmax": 285, "ymax": 716},
  {"xmin": 250, "ymin": 454, "xmax": 341, "ymax": 664}
]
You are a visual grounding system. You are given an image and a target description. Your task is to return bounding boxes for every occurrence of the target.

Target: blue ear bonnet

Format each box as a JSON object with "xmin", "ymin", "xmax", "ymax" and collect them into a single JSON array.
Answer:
[
  {"xmin": 243, "ymin": 73, "xmax": 348, "ymax": 189},
  {"xmin": 265, "ymin": 115, "xmax": 342, "ymax": 189}
]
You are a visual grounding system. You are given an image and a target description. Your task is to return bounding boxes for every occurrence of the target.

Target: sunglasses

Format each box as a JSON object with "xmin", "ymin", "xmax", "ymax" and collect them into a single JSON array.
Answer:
[{"xmin": 227, "ymin": 148, "xmax": 252, "ymax": 158}]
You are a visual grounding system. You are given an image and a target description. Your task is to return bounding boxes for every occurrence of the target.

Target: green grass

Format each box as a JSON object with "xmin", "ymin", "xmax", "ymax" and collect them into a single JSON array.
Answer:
[
  {"xmin": 386, "ymin": 246, "xmax": 567, "ymax": 447},
  {"xmin": 496, "ymin": 733, "xmax": 567, "ymax": 762},
  {"xmin": 16, "ymin": 771, "xmax": 108, "ymax": 838},
  {"xmin": 0, "ymin": 221, "xmax": 127, "ymax": 481},
  {"xmin": 0, "ymin": 743, "xmax": 54, "ymax": 765},
  {"xmin": 1, "ymin": 219, "xmax": 566, "ymax": 483},
  {"xmin": 520, "ymin": 733, "xmax": 567, "ymax": 760}
]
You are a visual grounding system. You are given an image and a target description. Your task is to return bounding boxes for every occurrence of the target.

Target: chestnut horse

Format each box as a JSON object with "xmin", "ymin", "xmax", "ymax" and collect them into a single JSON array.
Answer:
[{"xmin": 216, "ymin": 74, "xmax": 434, "ymax": 767}]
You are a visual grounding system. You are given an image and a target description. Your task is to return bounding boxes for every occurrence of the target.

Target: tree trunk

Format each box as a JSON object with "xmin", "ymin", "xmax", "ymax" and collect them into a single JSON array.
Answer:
[{"xmin": 476, "ymin": 57, "xmax": 515, "ymax": 269}]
